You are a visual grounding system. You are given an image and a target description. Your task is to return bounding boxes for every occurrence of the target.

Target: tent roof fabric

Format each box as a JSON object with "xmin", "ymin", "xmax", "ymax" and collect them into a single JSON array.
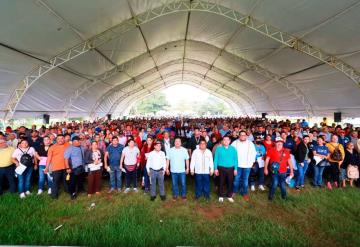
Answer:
[{"xmin": 0, "ymin": 0, "xmax": 360, "ymax": 119}]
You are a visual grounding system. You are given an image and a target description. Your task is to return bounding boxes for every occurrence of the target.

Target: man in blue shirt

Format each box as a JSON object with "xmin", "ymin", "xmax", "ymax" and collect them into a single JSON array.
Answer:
[
  {"xmin": 166, "ymin": 137, "xmax": 189, "ymax": 201},
  {"xmin": 104, "ymin": 136, "xmax": 124, "ymax": 193},
  {"xmin": 64, "ymin": 136, "xmax": 85, "ymax": 200}
]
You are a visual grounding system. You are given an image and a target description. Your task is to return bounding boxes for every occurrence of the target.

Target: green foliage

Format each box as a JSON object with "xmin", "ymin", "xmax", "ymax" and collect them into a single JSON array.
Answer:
[
  {"xmin": 0, "ymin": 179, "xmax": 359, "ymax": 246},
  {"xmin": 130, "ymin": 93, "xmax": 170, "ymax": 115}
]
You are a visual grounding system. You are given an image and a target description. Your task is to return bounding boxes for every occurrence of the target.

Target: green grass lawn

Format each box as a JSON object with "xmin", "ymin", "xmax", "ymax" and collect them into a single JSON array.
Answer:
[{"xmin": 0, "ymin": 178, "xmax": 359, "ymax": 247}]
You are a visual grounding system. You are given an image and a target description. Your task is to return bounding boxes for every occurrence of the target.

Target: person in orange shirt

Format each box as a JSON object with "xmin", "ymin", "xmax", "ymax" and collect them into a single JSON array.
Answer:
[
  {"xmin": 325, "ymin": 135, "xmax": 345, "ymax": 189},
  {"xmin": 44, "ymin": 135, "xmax": 71, "ymax": 199}
]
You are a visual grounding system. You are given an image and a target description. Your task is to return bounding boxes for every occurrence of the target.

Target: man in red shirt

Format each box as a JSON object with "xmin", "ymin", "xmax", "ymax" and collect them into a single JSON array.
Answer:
[{"xmin": 264, "ymin": 137, "xmax": 294, "ymax": 201}]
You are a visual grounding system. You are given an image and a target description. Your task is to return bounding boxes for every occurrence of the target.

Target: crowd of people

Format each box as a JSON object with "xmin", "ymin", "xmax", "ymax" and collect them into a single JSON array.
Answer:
[{"xmin": 0, "ymin": 117, "xmax": 359, "ymax": 202}]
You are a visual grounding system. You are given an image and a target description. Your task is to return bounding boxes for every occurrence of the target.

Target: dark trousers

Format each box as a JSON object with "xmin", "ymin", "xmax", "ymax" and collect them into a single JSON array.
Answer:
[
  {"xmin": 51, "ymin": 170, "xmax": 67, "ymax": 199},
  {"xmin": 69, "ymin": 171, "xmax": 84, "ymax": 196},
  {"xmin": 218, "ymin": 166, "xmax": 234, "ymax": 198},
  {"xmin": 125, "ymin": 168, "xmax": 137, "ymax": 188},
  {"xmin": 88, "ymin": 170, "xmax": 102, "ymax": 194},
  {"xmin": 195, "ymin": 174, "xmax": 210, "ymax": 199},
  {"xmin": 0, "ymin": 165, "xmax": 16, "ymax": 195},
  {"xmin": 269, "ymin": 173, "xmax": 287, "ymax": 200},
  {"xmin": 324, "ymin": 162, "xmax": 340, "ymax": 183}
]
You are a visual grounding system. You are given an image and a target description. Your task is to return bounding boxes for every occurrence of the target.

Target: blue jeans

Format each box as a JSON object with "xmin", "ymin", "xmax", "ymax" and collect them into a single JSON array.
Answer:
[
  {"xmin": 269, "ymin": 173, "xmax": 287, "ymax": 200},
  {"xmin": 233, "ymin": 167, "xmax": 251, "ymax": 196},
  {"xmin": 38, "ymin": 165, "xmax": 53, "ymax": 190},
  {"xmin": 18, "ymin": 166, "xmax": 33, "ymax": 193},
  {"xmin": 313, "ymin": 165, "xmax": 325, "ymax": 186},
  {"xmin": 195, "ymin": 174, "xmax": 210, "ymax": 199},
  {"xmin": 250, "ymin": 164, "xmax": 265, "ymax": 186},
  {"xmin": 296, "ymin": 160, "xmax": 309, "ymax": 186},
  {"xmin": 143, "ymin": 168, "xmax": 150, "ymax": 191},
  {"xmin": 109, "ymin": 166, "xmax": 122, "ymax": 189},
  {"xmin": 171, "ymin": 172, "xmax": 186, "ymax": 198}
]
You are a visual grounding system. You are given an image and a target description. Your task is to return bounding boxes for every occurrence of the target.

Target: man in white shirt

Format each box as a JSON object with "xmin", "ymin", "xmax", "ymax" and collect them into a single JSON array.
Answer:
[
  {"xmin": 190, "ymin": 140, "xmax": 214, "ymax": 200},
  {"xmin": 146, "ymin": 141, "xmax": 166, "ymax": 201},
  {"xmin": 231, "ymin": 130, "xmax": 256, "ymax": 201}
]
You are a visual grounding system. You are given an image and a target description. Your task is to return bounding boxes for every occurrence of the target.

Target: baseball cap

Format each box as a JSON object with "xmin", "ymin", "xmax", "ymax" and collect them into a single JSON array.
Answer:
[{"xmin": 275, "ymin": 137, "xmax": 284, "ymax": 143}]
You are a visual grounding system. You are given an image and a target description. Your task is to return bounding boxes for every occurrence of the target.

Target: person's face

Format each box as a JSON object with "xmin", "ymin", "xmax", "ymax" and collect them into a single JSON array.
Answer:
[
  {"xmin": 128, "ymin": 141, "xmax": 135, "ymax": 147},
  {"xmin": 266, "ymin": 135, "xmax": 271, "ymax": 141},
  {"xmin": 223, "ymin": 137, "xmax": 230, "ymax": 146},
  {"xmin": 154, "ymin": 143, "xmax": 161, "ymax": 151},
  {"xmin": 281, "ymin": 133, "xmax": 287, "ymax": 140},
  {"xmin": 351, "ymin": 132, "xmax": 358, "ymax": 138},
  {"xmin": 94, "ymin": 136, "xmax": 100, "ymax": 142},
  {"xmin": 303, "ymin": 137, "xmax": 310, "ymax": 144},
  {"xmin": 164, "ymin": 132, "xmax": 169, "ymax": 139},
  {"xmin": 331, "ymin": 135, "xmax": 338, "ymax": 143},
  {"xmin": 57, "ymin": 136, "xmax": 65, "ymax": 145},
  {"xmin": 239, "ymin": 132, "xmax": 247, "ymax": 141},
  {"xmin": 347, "ymin": 143, "xmax": 354, "ymax": 151},
  {"xmin": 91, "ymin": 142, "xmax": 98, "ymax": 150},
  {"xmin": 275, "ymin": 141, "xmax": 283, "ymax": 150},
  {"xmin": 317, "ymin": 138, "xmax": 324, "ymax": 146},
  {"xmin": 194, "ymin": 129, "xmax": 200, "ymax": 136},
  {"xmin": 146, "ymin": 138, "xmax": 153, "ymax": 146},
  {"xmin": 31, "ymin": 131, "xmax": 38, "ymax": 138},
  {"xmin": 0, "ymin": 138, "xmax": 7, "ymax": 148},
  {"xmin": 73, "ymin": 140, "xmax": 80, "ymax": 147},
  {"xmin": 174, "ymin": 139, "xmax": 181, "ymax": 147},
  {"xmin": 20, "ymin": 140, "xmax": 29, "ymax": 149},
  {"xmin": 43, "ymin": 137, "xmax": 51, "ymax": 146},
  {"xmin": 199, "ymin": 141, "xmax": 206, "ymax": 150}
]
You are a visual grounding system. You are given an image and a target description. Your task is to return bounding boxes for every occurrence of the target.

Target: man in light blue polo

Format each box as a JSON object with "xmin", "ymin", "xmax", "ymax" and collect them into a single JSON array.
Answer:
[{"xmin": 166, "ymin": 137, "xmax": 189, "ymax": 201}]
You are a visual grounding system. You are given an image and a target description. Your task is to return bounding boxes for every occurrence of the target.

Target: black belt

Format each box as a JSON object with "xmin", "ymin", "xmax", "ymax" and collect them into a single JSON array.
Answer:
[{"xmin": 150, "ymin": 168, "xmax": 164, "ymax": 172}]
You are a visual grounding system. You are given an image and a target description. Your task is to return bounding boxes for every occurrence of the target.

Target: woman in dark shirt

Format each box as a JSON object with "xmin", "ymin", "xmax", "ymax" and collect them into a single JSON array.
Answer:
[
  {"xmin": 35, "ymin": 136, "xmax": 52, "ymax": 195},
  {"xmin": 341, "ymin": 142, "xmax": 359, "ymax": 187},
  {"xmin": 84, "ymin": 141, "xmax": 104, "ymax": 197}
]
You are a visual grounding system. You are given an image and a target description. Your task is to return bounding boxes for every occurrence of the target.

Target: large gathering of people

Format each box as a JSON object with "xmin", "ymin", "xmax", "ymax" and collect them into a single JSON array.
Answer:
[{"xmin": 0, "ymin": 116, "xmax": 359, "ymax": 202}]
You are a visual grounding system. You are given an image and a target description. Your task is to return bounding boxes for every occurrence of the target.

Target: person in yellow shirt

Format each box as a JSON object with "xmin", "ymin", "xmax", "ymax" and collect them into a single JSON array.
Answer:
[
  {"xmin": 0, "ymin": 136, "xmax": 16, "ymax": 195},
  {"xmin": 325, "ymin": 135, "xmax": 345, "ymax": 189}
]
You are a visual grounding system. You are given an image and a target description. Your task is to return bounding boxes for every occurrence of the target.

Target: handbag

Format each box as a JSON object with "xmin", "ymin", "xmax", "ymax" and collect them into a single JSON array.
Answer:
[
  {"xmin": 347, "ymin": 165, "xmax": 359, "ymax": 179},
  {"xmin": 271, "ymin": 150, "xmax": 284, "ymax": 174}
]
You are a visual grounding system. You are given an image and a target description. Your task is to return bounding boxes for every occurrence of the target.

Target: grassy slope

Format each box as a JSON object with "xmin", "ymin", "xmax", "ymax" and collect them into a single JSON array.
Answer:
[{"xmin": 0, "ymin": 179, "xmax": 359, "ymax": 247}]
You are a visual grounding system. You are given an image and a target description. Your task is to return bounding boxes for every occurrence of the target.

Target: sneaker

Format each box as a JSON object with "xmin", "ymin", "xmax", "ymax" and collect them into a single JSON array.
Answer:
[
  {"xmin": 117, "ymin": 188, "xmax": 122, "ymax": 193},
  {"xmin": 227, "ymin": 197, "xmax": 234, "ymax": 203},
  {"xmin": 259, "ymin": 185, "xmax": 266, "ymax": 191},
  {"xmin": 160, "ymin": 195, "xmax": 166, "ymax": 201},
  {"xmin": 301, "ymin": 185, "xmax": 305, "ymax": 188},
  {"xmin": 19, "ymin": 192, "xmax": 26, "ymax": 199},
  {"xmin": 334, "ymin": 181, "xmax": 339, "ymax": 188},
  {"xmin": 181, "ymin": 196, "xmax": 187, "ymax": 201},
  {"xmin": 124, "ymin": 188, "xmax": 131, "ymax": 194},
  {"xmin": 71, "ymin": 193, "xmax": 77, "ymax": 200},
  {"xmin": 251, "ymin": 185, "xmax": 255, "ymax": 191},
  {"xmin": 150, "ymin": 196, "xmax": 156, "ymax": 201},
  {"xmin": 295, "ymin": 186, "xmax": 301, "ymax": 191},
  {"xmin": 108, "ymin": 188, "xmax": 115, "ymax": 194},
  {"xmin": 327, "ymin": 182, "xmax": 333, "ymax": 190},
  {"xmin": 37, "ymin": 189, "xmax": 43, "ymax": 195},
  {"xmin": 25, "ymin": 191, "xmax": 31, "ymax": 196},
  {"xmin": 48, "ymin": 188, "xmax": 52, "ymax": 195},
  {"xmin": 243, "ymin": 195, "xmax": 250, "ymax": 202},
  {"xmin": 133, "ymin": 188, "xmax": 138, "ymax": 193},
  {"xmin": 218, "ymin": 197, "xmax": 224, "ymax": 203}
]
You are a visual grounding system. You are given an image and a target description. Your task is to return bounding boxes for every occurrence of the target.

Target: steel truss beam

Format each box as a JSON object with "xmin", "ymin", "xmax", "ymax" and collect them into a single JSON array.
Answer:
[
  {"xmin": 89, "ymin": 69, "xmax": 257, "ymax": 119},
  {"xmin": 109, "ymin": 79, "xmax": 245, "ymax": 117},
  {"xmin": 69, "ymin": 57, "xmax": 277, "ymax": 117},
  {"xmin": 6, "ymin": 0, "xmax": 358, "ymax": 119}
]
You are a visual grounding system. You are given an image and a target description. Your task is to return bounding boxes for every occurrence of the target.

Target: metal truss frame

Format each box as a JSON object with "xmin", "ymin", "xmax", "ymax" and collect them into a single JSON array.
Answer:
[
  {"xmin": 6, "ymin": 0, "xmax": 359, "ymax": 119},
  {"xmin": 89, "ymin": 69, "xmax": 257, "ymax": 119}
]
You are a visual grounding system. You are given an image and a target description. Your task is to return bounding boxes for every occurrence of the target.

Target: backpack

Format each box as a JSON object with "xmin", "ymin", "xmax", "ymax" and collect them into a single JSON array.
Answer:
[
  {"xmin": 20, "ymin": 148, "xmax": 33, "ymax": 167},
  {"xmin": 330, "ymin": 144, "xmax": 343, "ymax": 161}
]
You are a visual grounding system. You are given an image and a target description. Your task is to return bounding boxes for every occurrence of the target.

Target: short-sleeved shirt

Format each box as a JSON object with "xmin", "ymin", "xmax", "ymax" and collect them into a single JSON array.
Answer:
[
  {"xmin": 12, "ymin": 147, "xmax": 36, "ymax": 164},
  {"xmin": 107, "ymin": 144, "xmax": 124, "ymax": 167},
  {"xmin": 314, "ymin": 145, "xmax": 329, "ymax": 156},
  {"xmin": 167, "ymin": 147, "xmax": 189, "ymax": 173},
  {"xmin": 0, "ymin": 146, "xmax": 15, "ymax": 168},
  {"xmin": 122, "ymin": 146, "xmax": 140, "ymax": 166},
  {"xmin": 266, "ymin": 148, "xmax": 290, "ymax": 174}
]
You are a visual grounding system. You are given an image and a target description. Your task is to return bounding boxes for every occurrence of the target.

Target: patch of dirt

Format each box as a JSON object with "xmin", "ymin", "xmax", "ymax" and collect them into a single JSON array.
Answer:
[
  {"xmin": 196, "ymin": 204, "xmax": 225, "ymax": 220},
  {"xmin": 59, "ymin": 216, "xmax": 72, "ymax": 222}
]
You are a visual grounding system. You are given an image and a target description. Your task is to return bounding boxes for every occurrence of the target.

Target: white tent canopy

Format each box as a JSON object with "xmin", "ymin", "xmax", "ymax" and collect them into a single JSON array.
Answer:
[{"xmin": 1, "ymin": 0, "xmax": 360, "ymax": 120}]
